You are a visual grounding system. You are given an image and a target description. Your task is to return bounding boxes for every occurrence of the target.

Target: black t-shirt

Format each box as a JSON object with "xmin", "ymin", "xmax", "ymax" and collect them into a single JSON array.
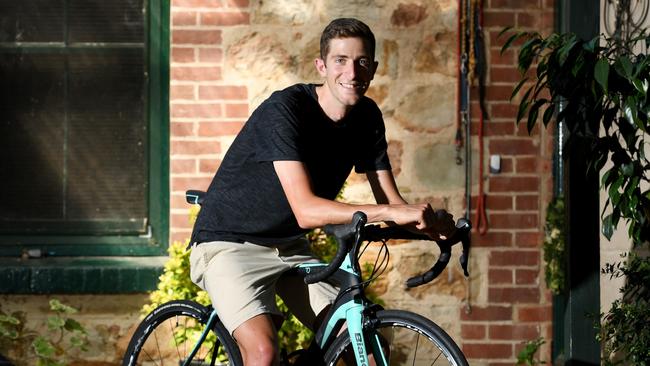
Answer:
[{"xmin": 191, "ymin": 83, "xmax": 391, "ymax": 246}]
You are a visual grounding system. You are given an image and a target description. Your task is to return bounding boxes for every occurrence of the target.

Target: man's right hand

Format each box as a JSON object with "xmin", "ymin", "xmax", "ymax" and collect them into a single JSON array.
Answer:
[{"xmin": 389, "ymin": 203, "xmax": 456, "ymax": 240}]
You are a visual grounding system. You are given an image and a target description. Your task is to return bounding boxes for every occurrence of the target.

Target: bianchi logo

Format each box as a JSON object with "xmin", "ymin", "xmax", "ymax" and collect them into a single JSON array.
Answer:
[{"xmin": 354, "ymin": 333, "xmax": 367, "ymax": 366}]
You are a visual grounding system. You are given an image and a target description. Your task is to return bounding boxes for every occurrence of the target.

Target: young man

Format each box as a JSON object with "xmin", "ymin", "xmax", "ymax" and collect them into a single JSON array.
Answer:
[{"xmin": 189, "ymin": 18, "xmax": 456, "ymax": 366}]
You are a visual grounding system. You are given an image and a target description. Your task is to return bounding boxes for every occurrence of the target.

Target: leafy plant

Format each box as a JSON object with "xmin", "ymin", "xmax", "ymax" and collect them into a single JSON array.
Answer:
[
  {"xmin": 143, "ymin": 204, "xmax": 207, "ymax": 314},
  {"xmin": 307, "ymin": 227, "xmax": 339, "ymax": 262},
  {"xmin": 502, "ymin": 28, "xmax": 650, "ymax": 365},
  {"xmin": 516, "ymin": 337, "xmax": 545, "ymax": 365},
  {"xmin": 597, "ymin": 252, "xmax": 650, "ymax": 366},
  {"xmin": 142, "ymin": 240, "xmax": 210, "ymax": 314},
  {"xmin": 0, "ymin": 309, "xmax": 25, "ymax": 360},
  {"xmin": 0, "ymin": 299, "xmax": 88, "ymax": 366},
  {"xmin": 501, "ymin": 29, "xmax": 650, "ymax": 244},
  {"xmin": 543, "ymin": 196, "xmax": 566, "ymax": 295}
]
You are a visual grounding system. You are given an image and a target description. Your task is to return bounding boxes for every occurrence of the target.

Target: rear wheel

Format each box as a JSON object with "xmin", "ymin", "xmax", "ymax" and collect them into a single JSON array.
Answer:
[
  {"xmin": 123, "ymin": 300, "xmax": 242, "ymax": 366},
  {"xmin": 323, "ymin": 309, "xmax": 468, "ymax": 366}
]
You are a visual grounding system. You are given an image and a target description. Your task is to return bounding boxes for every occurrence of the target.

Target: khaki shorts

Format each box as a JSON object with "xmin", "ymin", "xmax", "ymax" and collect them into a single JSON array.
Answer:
[{"xmin": 189, "ymin": 238, "xmax": 338, "ymax": 335}]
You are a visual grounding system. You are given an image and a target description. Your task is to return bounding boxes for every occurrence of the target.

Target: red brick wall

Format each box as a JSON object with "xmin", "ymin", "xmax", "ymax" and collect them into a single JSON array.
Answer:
[
  {"xmin": 169, "ymin": 0, "xmax": 250, "ymax": 243},
  {"xmin": 461, "ymin": 0, "xmax": 555, "ymax": 364}
]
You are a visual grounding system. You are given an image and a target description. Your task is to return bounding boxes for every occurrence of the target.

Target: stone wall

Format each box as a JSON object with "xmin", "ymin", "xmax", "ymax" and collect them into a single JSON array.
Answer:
[{"xmin": 169, "ymin": 0, "xmax": 555, "ymax": 365}]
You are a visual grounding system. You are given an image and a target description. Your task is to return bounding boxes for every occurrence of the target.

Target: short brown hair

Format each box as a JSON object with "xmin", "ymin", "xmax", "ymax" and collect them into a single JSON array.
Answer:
[{"xmin": 319, "ymin": 18, "xmax": 376, "ymax": 60}]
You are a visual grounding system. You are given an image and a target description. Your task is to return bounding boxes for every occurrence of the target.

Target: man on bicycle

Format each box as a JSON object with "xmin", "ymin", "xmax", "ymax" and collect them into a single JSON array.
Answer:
[{"xmin": 189, "ymin": 17, "xmax": 456, "ymax": 366}]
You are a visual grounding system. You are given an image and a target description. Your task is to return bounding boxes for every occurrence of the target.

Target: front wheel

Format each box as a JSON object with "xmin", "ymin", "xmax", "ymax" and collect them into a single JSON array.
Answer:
[
  {"xmin": 123, "ymin": 300, "xmax": 242, "ymax": 366},
  {"xmin": 323, "ymin": 309, "xmax": 468, "ymax": 366}
]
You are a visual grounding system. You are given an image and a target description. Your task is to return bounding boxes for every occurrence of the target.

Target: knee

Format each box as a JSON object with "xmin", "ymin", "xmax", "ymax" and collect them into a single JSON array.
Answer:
[
  {"xmin": 240, "ymin": 339, "xmax": 278, "ymax": 366},
  {"xmin": 233, "ymin": 314, "xmax": 280, "ymax": 366}
]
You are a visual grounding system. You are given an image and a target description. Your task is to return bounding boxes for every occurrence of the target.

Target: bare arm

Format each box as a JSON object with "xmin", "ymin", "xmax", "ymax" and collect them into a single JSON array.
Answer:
[
  {"xmin": 273, "ymin": 161, "xmax": 454, "ymax": 238},
  {"xmin": 366, "ymin": 169, "xmax": 407, "ymax": 205}
]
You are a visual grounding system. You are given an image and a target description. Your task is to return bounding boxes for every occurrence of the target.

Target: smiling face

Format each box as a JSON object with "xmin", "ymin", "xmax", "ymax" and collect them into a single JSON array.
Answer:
[{"xmin": 314, "ymin": 37, "xmax": 378, "ymax": 120}]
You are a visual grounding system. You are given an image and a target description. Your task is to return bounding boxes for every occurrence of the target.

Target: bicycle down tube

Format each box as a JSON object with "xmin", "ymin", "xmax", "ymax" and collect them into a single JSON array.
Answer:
[{"xmin": 295, "ymin": 255, "xmax": 387, "ymax": 366}]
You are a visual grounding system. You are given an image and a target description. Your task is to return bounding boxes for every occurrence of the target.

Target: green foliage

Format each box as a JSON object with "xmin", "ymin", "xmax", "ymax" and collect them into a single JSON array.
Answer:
[
  {"xmin": 0, "ymin": 312, "xmax": 24, "ymax": 354},
  {"xmin": 141, "ymin": 240, "xmax": 218, "ymax": 359},
  {"xmin": 360, "ymin": 262, "xmax": 386, "ymax": 307},
  {"xmin": 516, "ymin": 337, "xmax": 545, "ymax": 365},
  {"xmin": 142, "ymin": 205, "xmax": 211, "ymax": 314},
  {"xmin": 275, "ymin": 299, "xmax": 314, "ymax": 352},
  {"xmin": 543, "ymin": 197, "xmax": 566, "ymax": 295},
  {"xmin": 307, "ymin": 228, "xmax": 339, "ymax": 263},
  {"xmin": 142, "ymin": 240, "xmax": 211, "ymax": 315},
  {"xmin": 597, "ymin": 253, "xmax": 650, "ymax": 366},
  {"xmin": 502, "ymin": 30, "xmax": 650, "ymax": 245},
  {"xmin": 502, "ymin": 28, "xmax": 650, "ymax": 365},
  {"xmin": 0, "ymin": 299, "xmax": 88, "ymax": 366}
]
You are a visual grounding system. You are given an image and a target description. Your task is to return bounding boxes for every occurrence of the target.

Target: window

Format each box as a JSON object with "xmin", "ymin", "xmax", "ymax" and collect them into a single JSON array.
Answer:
[{"xmin": 0, "ymin": 0, "xmax": 169, "ymax": 292}]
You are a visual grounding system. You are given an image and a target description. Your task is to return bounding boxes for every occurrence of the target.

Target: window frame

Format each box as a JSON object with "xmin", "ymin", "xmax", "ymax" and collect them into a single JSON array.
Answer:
[{"xmin": 0, "ymin": 0, "xmax": 170, "ymax": 258}]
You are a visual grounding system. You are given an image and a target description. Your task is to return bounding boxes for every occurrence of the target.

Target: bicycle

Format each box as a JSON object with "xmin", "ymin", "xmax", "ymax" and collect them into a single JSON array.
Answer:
[{"xmin": 123, "ymin": 190, "xmax": 472, "ymax": 366}]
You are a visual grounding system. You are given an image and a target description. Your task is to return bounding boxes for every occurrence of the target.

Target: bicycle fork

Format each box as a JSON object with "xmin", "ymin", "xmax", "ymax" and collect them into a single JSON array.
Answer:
[{"xmin": 321, "ymin": 301, "xmax": 388, "ymax": 366}]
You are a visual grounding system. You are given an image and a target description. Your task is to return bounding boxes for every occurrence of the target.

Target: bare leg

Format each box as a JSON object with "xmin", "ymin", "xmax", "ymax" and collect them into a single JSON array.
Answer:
[{"xmin": 233, "ymin": 314, "xmax": 280, "ymax": 366}]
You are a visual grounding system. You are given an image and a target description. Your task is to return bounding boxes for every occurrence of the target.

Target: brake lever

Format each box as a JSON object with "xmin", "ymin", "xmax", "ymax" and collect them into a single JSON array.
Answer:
[
  {"xmin": 405, "ymin": 218, "xmax": 471, "ymax": 288},
  {"xmin": 459, "ymin": 235, "xmax": 470, "ymax": 277},
  {"xmin": 457, "ymin": 218, "xmax": 471, "ymax": 277},
  {"xmin": 304, "ymin": 211, "xmax": 367, "ymax": 284},
  {"xmin": 405, "ymin": 245, "xmax": 451, "ymax": 288}
]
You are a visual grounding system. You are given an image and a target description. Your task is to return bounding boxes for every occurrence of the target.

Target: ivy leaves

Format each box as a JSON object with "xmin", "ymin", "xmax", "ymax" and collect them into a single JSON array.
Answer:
[
  {"xmin": 542, "ymin": 197, "xmax": 566, "ymax": 295},
  {"xmin": 0, "ymin": 300, "xmax": 87, "ymax": 366}
]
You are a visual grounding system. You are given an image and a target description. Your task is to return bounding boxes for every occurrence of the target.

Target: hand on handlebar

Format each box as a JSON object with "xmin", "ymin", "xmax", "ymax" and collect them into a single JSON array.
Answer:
[{"xmin": 395, "ymin": 204, "xmax": 456, "ymax": 241}]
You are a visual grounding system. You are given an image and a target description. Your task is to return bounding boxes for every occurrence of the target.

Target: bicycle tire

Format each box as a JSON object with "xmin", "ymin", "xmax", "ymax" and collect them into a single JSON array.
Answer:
[
  {"xmin": 123, "ymin": 300, "xmax": 242, "ymax": 366},
  {"xmin": 323, "ymin": 309, "xmax": 468, "ymax": 366}
]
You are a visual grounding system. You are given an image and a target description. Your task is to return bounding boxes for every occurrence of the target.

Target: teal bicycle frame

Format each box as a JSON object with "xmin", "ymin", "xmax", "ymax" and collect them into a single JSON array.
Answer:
[
  {"xmin": 293, "ymin": 248, "xmax": 389, "ymax": 366},
  {"xmin": 184, "ymin": 310, "xmax": 221, "ymax": 366}
]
